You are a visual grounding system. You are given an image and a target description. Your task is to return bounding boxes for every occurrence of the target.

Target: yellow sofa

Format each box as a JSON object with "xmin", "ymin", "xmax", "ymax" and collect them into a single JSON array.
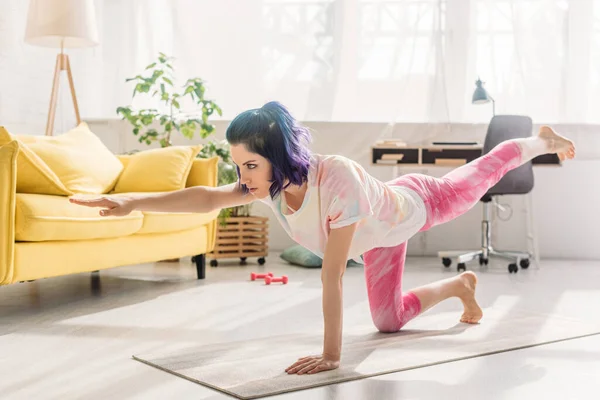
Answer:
[{"xmin": 0, "ymin": 128, "xmax": 220, "ymax": 286}]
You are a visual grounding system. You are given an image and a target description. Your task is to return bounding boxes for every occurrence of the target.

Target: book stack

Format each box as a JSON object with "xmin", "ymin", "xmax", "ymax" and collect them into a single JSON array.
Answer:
[
  {"xmin": 374, "ymin": 139, "xmax": 407, "ymax": 148},
  {"xmin": 376, "ymin": 153, "xmax": 405, "ymax": 164}
]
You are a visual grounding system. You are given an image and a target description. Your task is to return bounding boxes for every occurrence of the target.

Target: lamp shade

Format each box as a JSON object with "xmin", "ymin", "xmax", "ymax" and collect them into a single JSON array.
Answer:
[
  {"xmin": 25, "ymin": 0, "xmax": 99, "ymax": 49},
  {"xmin": 472, "ymin": 78, "xmax": 491, "ymax": 104}
]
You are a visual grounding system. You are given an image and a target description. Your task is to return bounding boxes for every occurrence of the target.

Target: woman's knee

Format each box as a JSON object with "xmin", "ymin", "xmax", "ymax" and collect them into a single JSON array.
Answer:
[{"xmin": 372, "ymin": 316, "xmax": 403, "ymax": 333}]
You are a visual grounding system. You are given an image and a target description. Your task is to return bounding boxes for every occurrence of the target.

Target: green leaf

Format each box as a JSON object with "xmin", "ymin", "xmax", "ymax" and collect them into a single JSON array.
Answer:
[
  {"xmin": 141, "ymin": 115, "xmax": 154, "ymax": 125},
  {"xmin": 116, "ymin": 106, "xmax": 132, "ymax": 118},
  {"xmin": 181, "ymin": 121, "xmax": 196, "ymax": 139},
  {"xmin": 160, "ymin": 83, "xmax": 166, "ymax": 95},
  {"xmin": 172, "ymin": 99, "xmax": 180, "ymax": 109},
  {"xmin": 145, "ymin": 62, "xmax": 157, "ymax": 70},
  {"xmin": 152, "ymin": 69, "xmax": 164, "ymax": 80},
  {"xmin": 163, "ymin": 77, "xmax": 174, "ymax": 86},
  {"xmin": 133, "ymin": 127, "xmax": 139, "ymax": 135}
]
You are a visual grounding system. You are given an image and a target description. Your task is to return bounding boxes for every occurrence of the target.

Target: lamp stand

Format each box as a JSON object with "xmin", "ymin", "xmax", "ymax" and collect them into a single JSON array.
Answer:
[{"xmin": 45, "ymin": 50, "xmax": 81, "ymax": 136}]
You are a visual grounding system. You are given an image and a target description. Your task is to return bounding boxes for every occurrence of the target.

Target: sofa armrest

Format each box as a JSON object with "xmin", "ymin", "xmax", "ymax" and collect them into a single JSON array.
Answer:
[
  {"xmin": 0, "ymin": 141, "xmax": 18, "ymax": 285},
  {"xmin": 186, "ymin": 156, "xmax": 219, "ymax": 253}
]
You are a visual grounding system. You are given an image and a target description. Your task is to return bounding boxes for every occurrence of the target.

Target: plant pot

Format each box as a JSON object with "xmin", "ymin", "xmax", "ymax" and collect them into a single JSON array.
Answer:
[{"xmin": 208, "ymin": 216, "xmax": 269, "ymax": 267}]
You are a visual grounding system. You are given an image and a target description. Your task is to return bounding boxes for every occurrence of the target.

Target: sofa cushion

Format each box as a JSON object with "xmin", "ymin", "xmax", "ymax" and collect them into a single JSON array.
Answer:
[
  {"xmin": 0, "ymin": 127, "xmax": 73, "ymax": 196},
  {"xmin": 15, "ymin": 194, "xmax": 144, "ymax": 242},
  {"xmin": 186, "ymin": 157, "xmax": 219, "ymax": 188},
  {"xmin": 113, "ymin": 145, "xmax": 202, "ymax": 193},
  {"xmin": 139, "ymin": 209, "xmax": 220, "ymax": 234},
  {"xmin": 24, "ymin": 123, "xmax": 124, "ymax": 194},
  {"xmin": 108, "ymin": 192, "xmax": 219, "ymax": 234}
]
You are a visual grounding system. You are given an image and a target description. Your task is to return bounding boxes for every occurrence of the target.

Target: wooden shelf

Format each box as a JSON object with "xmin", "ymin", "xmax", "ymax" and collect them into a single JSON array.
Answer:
[
  {"xmin": 372, "ymin": 143, "xmax": 561, "ymax": 166},
  {"xmin": 208, "ymin": 216, "xmax": 269, "ymax": 263}
]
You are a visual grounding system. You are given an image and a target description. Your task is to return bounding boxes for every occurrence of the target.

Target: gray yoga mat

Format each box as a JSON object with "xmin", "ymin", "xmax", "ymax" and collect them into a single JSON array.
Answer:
[{"xmin": 133, "ymin": 307, "xmax": 600, "ymax": 399}]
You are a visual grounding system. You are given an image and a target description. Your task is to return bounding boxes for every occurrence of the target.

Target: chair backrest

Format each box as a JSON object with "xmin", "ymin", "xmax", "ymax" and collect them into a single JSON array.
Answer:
[{"xmin": 482, "ymin": 115, "xmax": 534, "ymax": 198}]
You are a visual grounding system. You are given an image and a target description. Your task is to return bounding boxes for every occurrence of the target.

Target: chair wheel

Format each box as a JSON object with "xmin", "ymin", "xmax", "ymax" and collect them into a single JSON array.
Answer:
[
  {"xmin": 508, "ymin": 263, "xmax": 518, "ymax": 273},
  {"xmin": 479, "ymin": 256, "xmax": 488, "ymax": 266},
  {"xmin": 240, "ymin": 257, "xmax": 247, "ymax": 266},
  {"xmin": 258, "ymin": 257, "xmax": 266, "ymax": 265},
  {"xmin": 457, "ymin": 263, "xmax": 466, "ymax": 272},
  {"xmin": 210, "ymin": 259, "xmax": 218, "ymax": 267},
  {"xmin": 442, "ymin": 258, "xmax": 452, "ymax": 267},
  {"xmin": 520, "ymin": 259, "xmax": 530, "ymax": 269}
]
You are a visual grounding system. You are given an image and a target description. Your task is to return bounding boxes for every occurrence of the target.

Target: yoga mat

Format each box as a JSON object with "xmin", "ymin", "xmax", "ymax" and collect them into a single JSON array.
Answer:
[{"xmin": 133, "ymin": 308, "xmax": 600, "ymax": 399}]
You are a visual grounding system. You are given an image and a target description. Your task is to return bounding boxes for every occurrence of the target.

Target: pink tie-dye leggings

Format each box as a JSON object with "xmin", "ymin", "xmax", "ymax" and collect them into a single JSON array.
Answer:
[{"xmin": 363, "ymin": 140, "xmax": 523, "ymax": 332}]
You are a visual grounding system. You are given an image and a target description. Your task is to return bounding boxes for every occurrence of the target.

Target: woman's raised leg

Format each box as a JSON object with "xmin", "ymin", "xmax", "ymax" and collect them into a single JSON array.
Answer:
[{"xmin": 391, "ymin": 126, "xmax": 575, "ymax": 231}]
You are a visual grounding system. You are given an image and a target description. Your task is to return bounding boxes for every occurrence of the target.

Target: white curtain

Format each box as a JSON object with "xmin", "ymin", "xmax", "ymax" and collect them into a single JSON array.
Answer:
[{"xmin": 3, "ymin": 0, "xmax": 600, "ymax": 134}]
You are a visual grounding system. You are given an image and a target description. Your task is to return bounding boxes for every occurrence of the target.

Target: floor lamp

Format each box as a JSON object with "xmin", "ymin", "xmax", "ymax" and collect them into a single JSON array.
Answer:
[{"xmin": 25, "ymin": 0, "xmax": 99, "ymax": 136}]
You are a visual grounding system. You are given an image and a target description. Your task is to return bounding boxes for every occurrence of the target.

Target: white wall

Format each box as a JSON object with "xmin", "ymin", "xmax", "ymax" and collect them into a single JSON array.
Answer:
[{"xmin": 85, "ymin": 119, "xmax": 600, "ymax": 261}]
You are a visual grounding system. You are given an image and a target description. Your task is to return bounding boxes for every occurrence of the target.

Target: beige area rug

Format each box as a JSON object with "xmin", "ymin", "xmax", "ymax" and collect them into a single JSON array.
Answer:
[{"xmin": 133, "ymin": 307, "xmax": 600, "ymax": 399}]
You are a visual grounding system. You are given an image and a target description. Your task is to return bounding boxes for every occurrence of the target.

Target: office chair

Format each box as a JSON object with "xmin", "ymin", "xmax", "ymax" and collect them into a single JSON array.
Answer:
[{"xmin": 438, "ymin": 115, "xmax": 534, "ymax": 274}]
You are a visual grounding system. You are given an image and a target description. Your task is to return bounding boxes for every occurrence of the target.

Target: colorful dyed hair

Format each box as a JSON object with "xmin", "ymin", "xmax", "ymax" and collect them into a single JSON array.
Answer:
[{"xmin": 225, "ymin": 101, "xmax": 312, "ymax": 199}]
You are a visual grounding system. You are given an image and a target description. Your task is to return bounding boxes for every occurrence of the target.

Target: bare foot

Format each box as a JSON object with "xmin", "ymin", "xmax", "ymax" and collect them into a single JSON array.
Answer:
[
  {"xmin": 538, "ymin": 126, "xmax": 576, "ymax": 161},
  {"xmin": 455, "ymin": 272, "xmax": 483, "ymax": 324}
]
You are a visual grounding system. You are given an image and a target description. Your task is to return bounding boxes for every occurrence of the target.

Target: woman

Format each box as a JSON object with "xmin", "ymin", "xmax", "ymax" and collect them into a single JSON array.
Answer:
[{"xmin": 70, "ymin": 101, "xmax": 575, "ymax": 376}]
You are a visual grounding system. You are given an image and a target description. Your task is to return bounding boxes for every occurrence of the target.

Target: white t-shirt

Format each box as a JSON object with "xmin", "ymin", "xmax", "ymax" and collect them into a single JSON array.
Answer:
[{"xmin": 259, "ymin": 154, "xmax": 427, "ymax": 262}]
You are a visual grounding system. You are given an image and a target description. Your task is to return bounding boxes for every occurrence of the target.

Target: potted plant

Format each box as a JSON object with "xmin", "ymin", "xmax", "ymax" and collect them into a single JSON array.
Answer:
[
  {"xmin": 116, "ymin": 52, "xmax": 221, "ymax": 148},
  {"xmin": 117, "ymin": 53, "xmax": 267, "ymax": 266},
  {"xmin": 116, "ymin": 52, "xmax": 250, "ymax": 223}
]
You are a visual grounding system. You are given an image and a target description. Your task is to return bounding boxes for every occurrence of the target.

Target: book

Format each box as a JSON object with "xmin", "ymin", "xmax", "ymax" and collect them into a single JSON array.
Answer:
[
  {"xmin": 431, "ymin": 141, "xmax": 479, "ymax": 146},
  {"xmin": 375, "ymin": 139, "xmax": 407, "ymax": 147}
]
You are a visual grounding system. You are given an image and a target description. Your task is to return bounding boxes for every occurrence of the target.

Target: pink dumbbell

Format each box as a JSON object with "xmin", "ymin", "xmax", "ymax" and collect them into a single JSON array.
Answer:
[
  {"xmin": 264, "ymin": 275, "xmax": 288, "ymax": 285},
  {"xmin": 251, "ymin": 272, "xmax": 274, "ymax": 281}
]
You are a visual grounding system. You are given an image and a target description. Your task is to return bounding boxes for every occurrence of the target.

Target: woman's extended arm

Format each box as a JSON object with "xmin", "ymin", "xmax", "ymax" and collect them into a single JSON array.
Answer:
[{"xmin": 69, "ymin": 183, "xmax": 255, "ymax": 216}]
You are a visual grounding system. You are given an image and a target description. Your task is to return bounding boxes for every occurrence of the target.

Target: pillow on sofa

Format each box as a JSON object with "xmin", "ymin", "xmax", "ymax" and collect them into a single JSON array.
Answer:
[
  {"xmin": 0, "ymin": 127, "xmax": 72, "ymax": 196},
  {"xmin": 25, "ymin": 123, "xmax": 124, "ymax": 194},
  {"xmin": 280, "ymin": 244, "xmax": 363, "ymax": 268},
  {"xmin": 112, "ymin": 145, "xmax": 203, "ymax": 193}
]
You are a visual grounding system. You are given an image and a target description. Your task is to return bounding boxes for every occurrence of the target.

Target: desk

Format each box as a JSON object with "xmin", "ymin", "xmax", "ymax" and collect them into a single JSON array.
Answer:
[
  {"xmin": 371, "ymin": 143, "xmax": 561, "ymax": 166},
  {"xmin": 371, "ymin": 143, "xmax": 559, "ymax": 268}
]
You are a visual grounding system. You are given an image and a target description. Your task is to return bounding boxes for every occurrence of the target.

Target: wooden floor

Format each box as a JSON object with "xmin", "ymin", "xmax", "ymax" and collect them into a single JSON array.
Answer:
[{"xmin": 1, "ymin": 255, "xmax": 599, "ymax": 400}]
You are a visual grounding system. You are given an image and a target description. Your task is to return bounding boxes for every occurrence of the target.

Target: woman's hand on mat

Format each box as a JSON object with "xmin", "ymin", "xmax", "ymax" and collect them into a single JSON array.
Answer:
[
  {"xmin": 285, "ymin": 354, "xmax": 340, "ymax": 375},
  {"xmin": 69, "ymin": 196, "xmax": 135, "ymax": 217}
]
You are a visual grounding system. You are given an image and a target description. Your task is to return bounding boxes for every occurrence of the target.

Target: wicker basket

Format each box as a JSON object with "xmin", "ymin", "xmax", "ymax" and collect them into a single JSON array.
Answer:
[{"xmin": 208, "ymin": 216, "xmax": 269, "ymax": 267}]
